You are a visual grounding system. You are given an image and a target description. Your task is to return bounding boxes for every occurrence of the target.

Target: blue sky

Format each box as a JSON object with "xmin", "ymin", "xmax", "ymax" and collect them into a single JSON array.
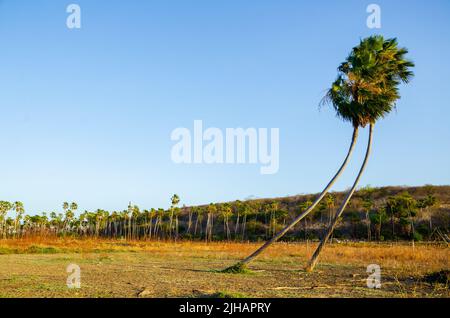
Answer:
[{"xmin": 0, "ymin": 0, "xmax": 449, "ymax": 214}]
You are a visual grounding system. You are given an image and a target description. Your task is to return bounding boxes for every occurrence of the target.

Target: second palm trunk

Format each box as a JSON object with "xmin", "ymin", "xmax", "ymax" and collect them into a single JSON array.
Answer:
[{"xmin": 306, "ymin": 124, "xmax": 374, "ymax": 272}]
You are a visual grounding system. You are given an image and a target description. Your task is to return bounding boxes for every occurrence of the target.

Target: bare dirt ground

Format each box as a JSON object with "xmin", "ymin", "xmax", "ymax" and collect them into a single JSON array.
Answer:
[{"xmin": 0, "ymin": 239, "xmax": 448, "ymax": 298}]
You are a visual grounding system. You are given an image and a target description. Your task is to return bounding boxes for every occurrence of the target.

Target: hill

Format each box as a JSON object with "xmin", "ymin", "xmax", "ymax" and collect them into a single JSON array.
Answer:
[{"xmin": 1, "ymin": 185, "xmax": 449, "ymax": 242}]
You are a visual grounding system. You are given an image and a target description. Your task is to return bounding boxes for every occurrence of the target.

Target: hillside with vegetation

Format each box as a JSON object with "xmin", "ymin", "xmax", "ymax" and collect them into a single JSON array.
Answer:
[{"xmin": 1, "ymin": 185, "xmax": 449, "ymax": 243}]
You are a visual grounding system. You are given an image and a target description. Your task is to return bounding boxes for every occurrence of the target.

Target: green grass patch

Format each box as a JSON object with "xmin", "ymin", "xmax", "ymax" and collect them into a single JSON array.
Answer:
[
  {"xmin": 220, "ymin": 262, "xmax": 254, "ymax": 274},
  {"xmin": 0, "ymin": 247, "xmax": 18, "ymax": 255},
  {"xmin": 26, "ymin": 245, "xmax": 60, "ymax": 254}
]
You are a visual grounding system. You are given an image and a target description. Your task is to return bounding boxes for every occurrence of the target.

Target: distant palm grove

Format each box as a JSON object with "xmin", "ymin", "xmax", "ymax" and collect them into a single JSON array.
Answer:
[{"xmin": 0, "ymin": 185, "xmax": 449, "ymax": 242}]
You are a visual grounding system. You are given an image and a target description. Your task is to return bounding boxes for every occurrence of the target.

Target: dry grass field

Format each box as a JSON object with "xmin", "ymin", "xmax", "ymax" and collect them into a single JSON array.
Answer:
[{"xmin": 0, "ymin": 238, "xmax": 448, "ymax": 298}]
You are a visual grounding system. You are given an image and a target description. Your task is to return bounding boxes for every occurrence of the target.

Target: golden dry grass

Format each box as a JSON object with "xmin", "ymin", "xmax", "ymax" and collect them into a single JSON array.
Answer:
[
  {"xmin": 1, "ymin": 238, "xmax": 447, "ymax": 271},
  {"xmin": 0, "ymin": 238, "xmax": 448, "ymax": 298}
]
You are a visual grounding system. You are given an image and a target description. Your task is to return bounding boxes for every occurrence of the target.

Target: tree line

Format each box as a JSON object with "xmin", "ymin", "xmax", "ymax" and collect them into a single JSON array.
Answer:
[{"xmin": 0, "ymin": 187, "xmax": 447, "ymax": 242}]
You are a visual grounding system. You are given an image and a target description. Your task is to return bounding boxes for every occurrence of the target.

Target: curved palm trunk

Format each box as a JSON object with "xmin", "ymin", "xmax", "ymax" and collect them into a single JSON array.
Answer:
[
  {"xmin": 305, "ymin": 124, "xmax": 373, "ymax": 272},
  {"xmin": 224, "ymin": 127, "xmax": 359, "ymax": 271}
]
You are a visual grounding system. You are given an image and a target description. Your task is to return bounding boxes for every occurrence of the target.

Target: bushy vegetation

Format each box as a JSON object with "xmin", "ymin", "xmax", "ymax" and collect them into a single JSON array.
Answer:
[
  {"xmin": 0, "ymin": 185, "xmax": 448, "ymax": 242},
  {"xmin": 423, "ymin": 270, "xmax": 450, "ymax": 285}
]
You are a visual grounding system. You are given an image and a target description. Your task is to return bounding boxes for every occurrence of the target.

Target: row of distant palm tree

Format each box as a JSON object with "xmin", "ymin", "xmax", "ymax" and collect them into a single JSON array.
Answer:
[
  {"xmin": 1, "ymin": 189, "xmax": 437, "ymax": 242},
  {"xmin": 0, "ymin": 195, "xmax": 296, "ymax": 241}
]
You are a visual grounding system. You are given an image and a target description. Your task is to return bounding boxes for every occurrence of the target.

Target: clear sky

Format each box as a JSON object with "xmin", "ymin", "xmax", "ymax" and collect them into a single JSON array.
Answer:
[{"xmin": 1, "ymin": 0, "xmax": 449, "ymax": 214}]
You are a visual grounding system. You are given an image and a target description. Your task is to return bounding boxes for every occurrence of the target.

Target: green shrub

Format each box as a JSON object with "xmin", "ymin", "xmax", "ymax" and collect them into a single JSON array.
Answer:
[
  {"xmin": 423, "ymin": 270, "xmax": 450, "ymax": 285},
  {"xmin": 413, "ymin": 232, "xmax": 423, "ymax": 242},
  {"xmin": 26, "ymin": 245, "xmax": 60, "ymax": 254}
]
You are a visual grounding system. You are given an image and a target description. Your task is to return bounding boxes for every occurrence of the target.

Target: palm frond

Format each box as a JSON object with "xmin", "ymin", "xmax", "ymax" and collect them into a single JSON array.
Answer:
[{"xmin": 323, "ymin": 35, "xmax": 414, "ymax": 127}]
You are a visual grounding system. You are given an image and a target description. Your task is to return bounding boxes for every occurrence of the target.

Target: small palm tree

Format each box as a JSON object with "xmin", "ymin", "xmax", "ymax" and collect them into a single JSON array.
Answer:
[
  {"xmin": 169, "ymin": 194, "xmax": 180, "ymax": 238},
  {"xmin": 148, "ymin": 208, "xmax": 157, "ymax": 239},
  {"xmin": 70, "ymin": 202, "xmax": 78, "ymax": 213},
  {"xmin": 299, "ymin": 200, "xmax": 313, "ymax": 240},
  {"xmin": 13, "ymin": 201, "xmax": 25, "ymax": 238},
  {"xmin": 240, "ymin": 203, "xmax": 251, "ymax": 241},
  {"xmin": 325, "ymin": 194, "xmax": 335, "ymax": 226},
  {"xmin": 220, "ymin": 203, "xmax": 233, "ymax": 241},
  {"xmin": 156, "ymin": 208, "xmax": 165, "ymax": 238},
  {"xmin": 361, "ymin": 187, "xmax": 375, "ymax": 241},
  {"xmin": 205, "ymin": 203, "xmax": 218, "ymax": 242},
  {"xmin": 193, "ymin": 206, "xmax": 204, "ymax": 238},
  {"xmin": 0, "ymin": 201, "xmax": 12, "ymax": 238},
  {"xmin": 233, "ymin": 200, "xmax": 242, "ymax": 236},
  {"xmin": 173, "ymin": 207, "xmax": 181, "ymax": 239}
]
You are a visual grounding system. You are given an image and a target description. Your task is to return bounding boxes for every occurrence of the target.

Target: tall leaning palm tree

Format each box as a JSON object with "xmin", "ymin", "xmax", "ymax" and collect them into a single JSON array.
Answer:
[
  {"xmin": 224, "ymin": 35, "xmax": 413, "ymax": 273},
  {"xmin": 305, "ymin": 35, "xmax": 414, "ymax": 271}
]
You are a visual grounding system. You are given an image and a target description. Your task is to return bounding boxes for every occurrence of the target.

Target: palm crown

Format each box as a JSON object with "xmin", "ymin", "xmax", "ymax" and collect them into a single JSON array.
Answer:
[{"xmin": 324, "ymin": 35, "xmax": 414, "ymax": 128}]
